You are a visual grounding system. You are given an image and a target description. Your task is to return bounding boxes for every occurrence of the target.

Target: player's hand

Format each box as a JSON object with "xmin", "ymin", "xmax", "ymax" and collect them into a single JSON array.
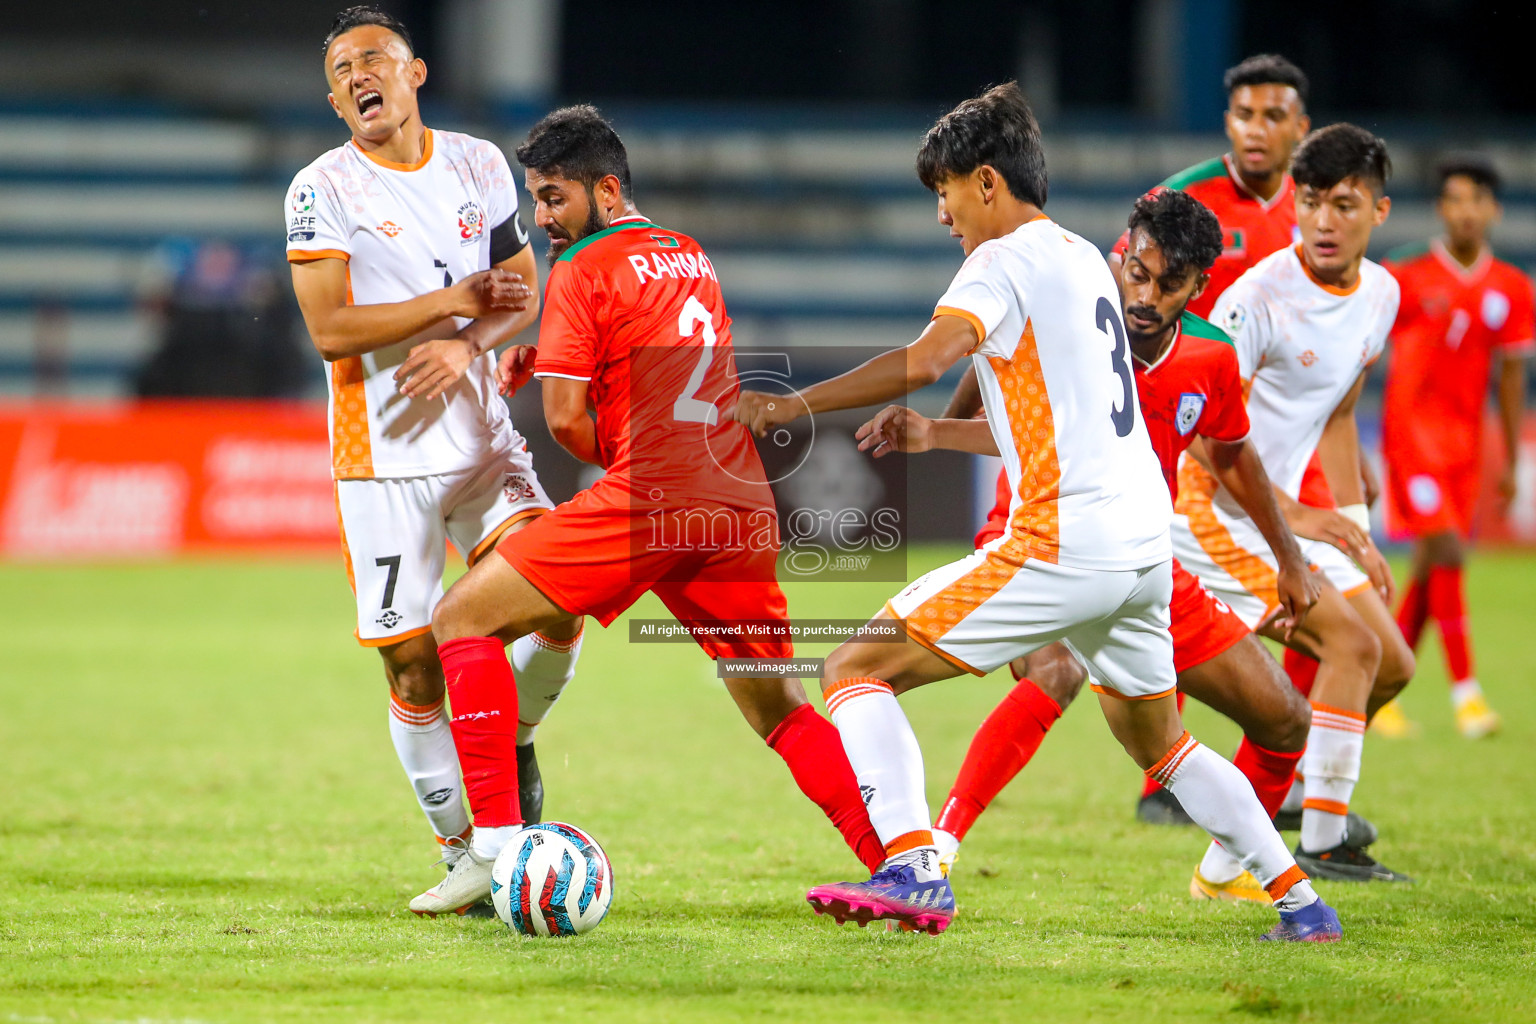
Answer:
[
  {"xmin": 450, "ymin": 268, "xmax": 532, "ymax": 318},
  {"xmin": 1497, "ymin": 462, "xmax": 1519, "ymax": 513},
  {"xmin": 1356, "ymin": 538, "xmax": 1396, "ymax": 604},
  {"xmin": 855, "ymin": 406, "xmax": 933, "ymax": 458},
  {"xmin": 1287, "ymin": 504, "xmax": 1371, "ymax": 560},
  {"xmin": 1271, "ymin": 561, "xmax": 1321, "ymax": 642},
  {"xmin": 732, "ymin": 390, "xmax": 801, "ymax": 437},
  {"xmin": 497, "ymin": 344, "xmax": 538, "ymax": 396},
  {"xmin": 1360, "ymin": 456, "xmax": 1381, "ymax": 509},
  {"xmin": 396, "ymin": 337, "xmax": 476, "ymax": 400}
]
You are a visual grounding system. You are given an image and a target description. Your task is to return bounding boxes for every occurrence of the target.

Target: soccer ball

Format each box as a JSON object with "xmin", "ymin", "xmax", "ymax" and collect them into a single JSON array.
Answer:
[{"xmin": 490, "ymin": 822, "xmax": 613, "ymax": 937}]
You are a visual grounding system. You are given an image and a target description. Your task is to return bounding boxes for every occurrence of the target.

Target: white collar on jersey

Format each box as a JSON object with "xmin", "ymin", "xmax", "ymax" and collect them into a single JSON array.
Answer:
[{"xmin": 608, "ymin": 214, "xmax": 650, "ymax": 227}]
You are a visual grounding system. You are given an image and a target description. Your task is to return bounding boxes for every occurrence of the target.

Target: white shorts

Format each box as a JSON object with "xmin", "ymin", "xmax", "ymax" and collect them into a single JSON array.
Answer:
[
  {"xmin": 335, "ymin": 441, "xmax": 551, "ymax": 646},
  {"xmin": 1170, "ymin": 500, "xmax": 1373, "ymax": 631},
  {"xmin": 886, "ymin": 542, "xmax": 1176, "ymax": 700}
]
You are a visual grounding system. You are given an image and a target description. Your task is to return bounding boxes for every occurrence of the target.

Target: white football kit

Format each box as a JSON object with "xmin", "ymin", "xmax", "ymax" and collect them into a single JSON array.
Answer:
[
  {"xmin": 286, "ymin": 128, "xmax": 549, "ymax": 644},
  {"xmin": 1171, "ymin": 245, "xmax": 1401, "ymax": 626},
  {"xmin": 888, "ymin": 217, "xmax": 1176, "ymax": 698}
]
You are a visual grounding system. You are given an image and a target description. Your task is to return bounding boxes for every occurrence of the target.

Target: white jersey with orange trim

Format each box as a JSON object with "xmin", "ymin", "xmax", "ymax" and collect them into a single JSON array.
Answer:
[
  {"xmin": 934, "ymin": 216, "xmax": 1171, "ymax": 571},
  {"xmin": 285, "ymin": 128, "xmax": 530, "ymax": 480},
  {"xmin": 1210, "ymin": 245, "xmax": 1399, "ymax": 507}
]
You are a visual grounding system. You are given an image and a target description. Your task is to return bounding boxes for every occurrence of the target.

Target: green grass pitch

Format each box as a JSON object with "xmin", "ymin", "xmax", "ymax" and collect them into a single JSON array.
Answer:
[{"xmin": 2, "ymin": 547, "xmax": 1533, "ymax": 1022}]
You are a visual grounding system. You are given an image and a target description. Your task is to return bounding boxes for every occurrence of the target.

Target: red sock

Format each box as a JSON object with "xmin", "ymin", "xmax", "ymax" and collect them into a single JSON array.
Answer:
[
  {"xmin": 1396, "ymin": 576, "xmax": 1430, "ymax": 651},
  {"xmin": 765, "ymin": 703, "xmax": 884, "ymax": 872},
  {"xmin": 438, "ymin": 636, "xmax": 522, "ymax": 828},
  {"xmin": 1427, "ymin": 564, "xmax": 1474, "ymax": 682},
  {"xmin": 1231, "ymin": 738, "xmax": 1303, "ymax": 818},
  {"xmin": 1140, "ymin": 690, "xmax": 1187, "ymax": 797},
  {"xmin": 935, "ymin": 678, "xmax": 1062, "ymax": 840},
  {"xmin": 1283, "ymin": 647, "xmax": 1320, "ymax": 698}
]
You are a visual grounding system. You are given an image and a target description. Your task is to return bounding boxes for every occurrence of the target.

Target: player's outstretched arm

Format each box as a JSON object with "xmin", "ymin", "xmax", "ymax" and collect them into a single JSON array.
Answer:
[
  {"xmin": 733, "ymin": 314, "xmax": 977, "ymax": 437},
  {"xmin": 290, "ymin": 256, "xmax": 532, "ymax": 362},
  {"xmin": 542, "ymin": 376, "xmax": 601, "ymax": 465},
  {"xmin": 397, "ymin": 246, "xmax": 543, "ymax": 400},
  {"xmin": 1204, "ymin": 437, "xmax": 1318, "ymax": 638},
  {"xmin": 855, "ymin": 406, "xmax": 1000, "ymax": 459}
]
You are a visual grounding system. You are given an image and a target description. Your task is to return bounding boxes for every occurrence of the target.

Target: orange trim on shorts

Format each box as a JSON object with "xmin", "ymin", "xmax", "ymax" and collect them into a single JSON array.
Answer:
[
  {"xmin": 467, "ymin": 507, "xmax": 547, "ymax": 566},
  {"xmin": 882, "ymin": 602, "xmax": 986, "ymax": 677},
  {"xmin": 883, "ymin": 829, "xmax": 935, "ymax": 857},
  {"xmin": 358, "ymin": 624, "xmax": 433, "ymax": 648},
  {"xmin": 1175, "ymin": 458, "xmax": 1280, "ymax": 612},
  {"xmin": 1302, "ymin": 798, "xmax": 1350, "ymax": 816},
  {"xmin": 1265, "ymin": 864, "xmax": 1308, "ymax": 901},
  {"xmin": 933, "ymin": 306, "xmax": 988, "ymax": 353},
  {"xmin": 1091, "ymin": 683, "xmax": 1179, "ymax": 701},
  {"xmin": 993, "ymin": 318, "xmax": 1061, "ymax": 564},
  {"xmin": 1341, "ymin": 580, "xmax": 1373, "ymax": 599}
]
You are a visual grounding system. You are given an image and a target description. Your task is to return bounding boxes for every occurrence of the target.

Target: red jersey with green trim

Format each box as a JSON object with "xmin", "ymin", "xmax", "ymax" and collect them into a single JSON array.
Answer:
[
  {"xmin": 1136, "ymin": 310, "xmax": 1250, "ymax": 500},
  {"xmin": 1114, "ymin": 154, "xmax": 1298, "ymax": 319},
  {"xmin": 533, "ymin": 215, "xmax": 772, "ymax": 508},
  {"xmin": 1382, "ymin": 240, "xmax": 1536, "ymax": 467}
]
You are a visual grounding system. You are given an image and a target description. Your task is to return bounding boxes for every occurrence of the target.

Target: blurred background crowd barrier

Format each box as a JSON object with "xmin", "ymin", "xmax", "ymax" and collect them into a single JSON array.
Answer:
[{"xmin": 1, "ymin": 0, "xmax": 1532, "ymax": 557}]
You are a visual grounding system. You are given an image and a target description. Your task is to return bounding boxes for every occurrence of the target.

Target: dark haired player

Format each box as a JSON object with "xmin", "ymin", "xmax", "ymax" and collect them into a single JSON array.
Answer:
[
  {"xmin": 736, "ymin": 84, "xmax": 1338, "ymax": 941},
  {"xmin": 1175, "ymin": 124, "xmax": 1416, "ymax": 882},
  {"xmin": 931, "ymin": 188, "xmax": 1335, "ymax": 903},
  {"xmin": 1382, "ymin": 158, "xmax": 1534, "ymax": 738},
  {"xmin": 285, "ymin": 6, "xmax": 583, "ymax": 914},
  {"xmin": 422, "ymin": 104, "xmax": 887, "ymax": 914}
]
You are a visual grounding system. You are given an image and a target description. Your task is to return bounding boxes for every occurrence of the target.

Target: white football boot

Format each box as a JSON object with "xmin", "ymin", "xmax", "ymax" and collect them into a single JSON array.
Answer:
[{"xmin": 409, "ymin": 835, "xmax": 495, "ymax": 917}]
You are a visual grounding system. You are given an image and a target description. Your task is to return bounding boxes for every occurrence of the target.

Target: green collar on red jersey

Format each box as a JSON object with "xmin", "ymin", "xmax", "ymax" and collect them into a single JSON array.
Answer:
[
  {"xmin": 556, "ymin": 220, "xmax": 657, "ymax": 263},
  {"xmin": 1159, "ymin": 156, "xmax": 1227, "ymax": 191},
  {"xmin": 1180, "ymin": 309, "xmax": 1234, "ymax": 347}
]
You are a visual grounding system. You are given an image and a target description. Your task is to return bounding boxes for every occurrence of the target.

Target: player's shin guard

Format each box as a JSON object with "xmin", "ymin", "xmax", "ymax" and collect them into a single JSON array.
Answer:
[
  {"xmin": 1148, "ymin": 732, "xmax": 1310, "ymax": 904},
  {"xmin": 388, "ymin": 693, "xmax": 470, "ymax": 842},
  {"xmin": 1232, "ymin": 738, "xmax": 1303, "ymax": 819},
  {"xmin": 511, "ymin": 626, "xmax": 583, "ymax": 744},
  {"xmin": 1299, "ymin": 703, "xmax": 1365, "ymax": 853},
  {"xmin": 824, "ymin": 678, "xmax": 934, "ymax": 869},
  {"xmin": 765, "ymin": 703, "xmax": 885, "ymax": 872},
  {"xmin": 936, "ymin": 678, "xmax": 1061, "ymax": 841},
  {"xmin": 1283, "ymin": 648, "xmax": 1320, "ymax": 699},
  {"xmin": 438, "ymin": 636, "xmax": 522, "ymax": 836}
]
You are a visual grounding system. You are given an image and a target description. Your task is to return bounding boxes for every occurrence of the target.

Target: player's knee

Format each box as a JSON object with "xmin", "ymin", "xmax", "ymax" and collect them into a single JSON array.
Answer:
[
  {"xmin": 380, "ymin": 639, "xmax": 444, "ymax": 706},
  {"xmin": 1270, "ymin": 686, "xmax": 1312, "ymax": 752},
  {"xmin": 430, "ymin": 589, "xmax": 473, "ymax": 644},
  {"xmin": 1024, "ymin": 645, "xmax": 1087, "ymax": 708},
  {"xmin": 822, "ymin": 644, "xmax": 881, "ymax": 693},
  {"xmin": 1374, "ymin": 631, "xmax": 1416, "ymax": 696},
  {"xmin": 1328, "ymin": 618, "xmax": 1382, "ymax": 680}
]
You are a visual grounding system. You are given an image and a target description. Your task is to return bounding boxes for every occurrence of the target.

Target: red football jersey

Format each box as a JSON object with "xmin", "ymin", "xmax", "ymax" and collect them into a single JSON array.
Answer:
[
  {"xmin": 1382, "ymin": 241, "xmax": 1536, "ymax": 468},
  {"xmin": 1136, "ymin": 311, "xmax": 1250, "ymax": 500},
  {"xmin": 1114, "ymin": 154, "xmax": 1298, "ymax": 319},
  {"xmin": 535, "ymin": 215, "xmax": 772, "ymax": 509}
]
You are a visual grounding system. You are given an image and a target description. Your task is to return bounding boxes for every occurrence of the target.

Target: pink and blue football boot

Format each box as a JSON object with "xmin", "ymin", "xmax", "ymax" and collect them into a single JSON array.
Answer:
[{"xmin": 806, "ymin": 864, "xmax": 956, "ymax": 935}]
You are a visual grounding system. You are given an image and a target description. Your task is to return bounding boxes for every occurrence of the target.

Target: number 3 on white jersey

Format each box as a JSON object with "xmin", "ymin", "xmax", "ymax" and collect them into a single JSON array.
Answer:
[{"xmin": 673, "ymin": 294, "xmax": 720, "ymax": 425}]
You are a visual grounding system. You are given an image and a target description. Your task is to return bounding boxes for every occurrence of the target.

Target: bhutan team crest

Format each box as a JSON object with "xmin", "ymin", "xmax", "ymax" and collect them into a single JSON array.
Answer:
[{"xmin": 458, "ymin": 201, "xmax": 485, "ymax": 245}]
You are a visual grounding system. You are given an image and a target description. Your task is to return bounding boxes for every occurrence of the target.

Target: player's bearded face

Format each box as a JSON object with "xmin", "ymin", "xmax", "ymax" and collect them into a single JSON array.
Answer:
[
  {"xmin": 1121, "ymin": 236, "xmax": 1197, "ymax": 344},
  {"xmin": 542, "ymin": 186, "xmax": 607, "ymax": 267}
]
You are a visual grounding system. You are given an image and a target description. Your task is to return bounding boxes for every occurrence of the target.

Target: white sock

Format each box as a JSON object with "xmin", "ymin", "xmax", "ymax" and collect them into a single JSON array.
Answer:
[
  {"xmin": 388, "ymin": 693, "xmax": 470, "ymax": 842},
  {"xmin": 471, "ymin": 824, "xmax": 521, "ymax": 860},
  {"xmin": 1197, "ymin": 840, "xmax": 1245, "ymax": 884},
  {"xmin": 1273, "ymin": 878, "xmax": 1319, "ymax": 913},
  {"xmin": 824, "ymin": 677, "xmax": 931, "ymax": 857},
  {"xmin": 1300, "ymin": 703, "xmax": 1364, "ymax": 853},
  {"xmin": 1280, "ymin": 775, "xmax": 1305, "ymax": 814},
  {"xmin": 511, "ymin": 626, "xmax": 583, "ymax": 745},
  {"xmin": 1149, "ymin": 732, "xmax": 1303, "ymax": 900},
  {"xmin": 885, "ymin": 846, "xmax": 944, "ymax": 883},
  {"xmin": 1450, "ymin": 678, "xmax": 1483, "ymax": 709}
]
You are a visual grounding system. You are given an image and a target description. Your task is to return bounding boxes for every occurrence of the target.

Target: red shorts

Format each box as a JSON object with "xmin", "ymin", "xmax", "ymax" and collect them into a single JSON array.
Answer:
[
  {"xmin": 1169, "ymin": 558, "xmax": 1250, "ymax": 673},
  {"xmin": 1384, "ymin": 457, "xmax": 1478, "ymax": 538},
  {"xmin": 498, "ymin": 486, "xmax": 792, "ymax": 660}
]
